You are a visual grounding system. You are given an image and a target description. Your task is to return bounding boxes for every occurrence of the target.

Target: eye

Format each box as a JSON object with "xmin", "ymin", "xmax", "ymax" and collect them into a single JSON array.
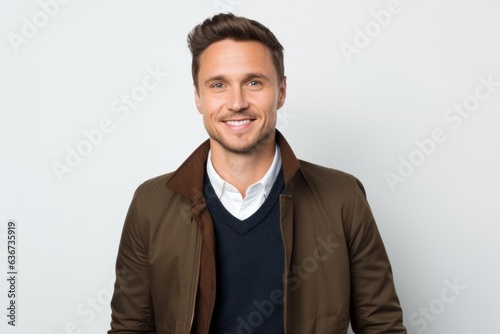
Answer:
[
  {"xmin": 211, "ymin": 82, "xmax": 225, "ymax": 89},
  {"xmin": 248, "ymin": 80, "xmax": 260, "ymax": 86}
]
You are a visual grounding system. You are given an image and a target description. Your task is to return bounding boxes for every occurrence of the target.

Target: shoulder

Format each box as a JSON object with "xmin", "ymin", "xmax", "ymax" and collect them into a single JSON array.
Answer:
[
  {"xmin": 296, "ymin": 160, "xmax": 366, "ymax": 197},
  {"xmin": 131, "ymin": 171, "xmax": 178, "ymax": 205},
  {"xmin": 136, "ymin": 171, "xmax": 174, "ymax": 192},
  {"xmin": 125, "ymin": 171, "xmax": 194, "ymax": 228}
]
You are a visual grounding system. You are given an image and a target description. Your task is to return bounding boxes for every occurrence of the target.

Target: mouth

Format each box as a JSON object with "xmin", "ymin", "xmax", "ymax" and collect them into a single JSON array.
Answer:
[{"xmin": 224, "ymin": 119, "xmax": 252, "ymax": 127}]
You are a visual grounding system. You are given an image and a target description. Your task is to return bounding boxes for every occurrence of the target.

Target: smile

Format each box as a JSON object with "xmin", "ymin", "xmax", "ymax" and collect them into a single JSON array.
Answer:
[{"xmin": 225, "ymin": 119, "xmax": 251, "ymax": 127}]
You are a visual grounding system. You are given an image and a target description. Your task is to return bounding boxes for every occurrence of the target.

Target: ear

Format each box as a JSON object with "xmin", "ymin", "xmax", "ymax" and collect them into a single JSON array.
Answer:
[
  {"xmin": 194, "ymin": 86, "xmax": 203, "ymax": 114},
  {"xmin": 277, "ymin": 76, "xmax": 287, "ymax": 110}
]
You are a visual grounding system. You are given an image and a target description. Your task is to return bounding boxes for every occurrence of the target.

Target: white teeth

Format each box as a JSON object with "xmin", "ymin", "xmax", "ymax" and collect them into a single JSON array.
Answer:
[{"xmin": 226, "ymin": 120, "xmax": 250, "ymax": 127}]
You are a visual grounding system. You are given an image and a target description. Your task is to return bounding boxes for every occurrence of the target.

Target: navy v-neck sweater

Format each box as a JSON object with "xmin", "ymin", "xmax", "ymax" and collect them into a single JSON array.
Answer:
[{"xmin": 205, "ymin": 168, "xmax": 285, "ymax": 334}]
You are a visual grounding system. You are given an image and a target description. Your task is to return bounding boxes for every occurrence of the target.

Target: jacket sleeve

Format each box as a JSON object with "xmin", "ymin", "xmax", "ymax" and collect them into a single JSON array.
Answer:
[
  {"xmin": 346, "ymin": 179, "xmax": 407, "ymax": 333},
  {"xmin": 108, "ymin": 188, "xmax": 157, "ymax": 333}
]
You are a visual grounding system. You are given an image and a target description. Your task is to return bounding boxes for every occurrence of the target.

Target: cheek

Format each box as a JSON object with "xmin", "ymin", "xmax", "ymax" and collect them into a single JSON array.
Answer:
[
  {"xmin": 267, "ymin": 96, "xmax": 281, "ymax": 117},
  {"xmin": 201, "ymin": 106, "xmax": 218, "ymax": 127},
  {"xmin": 201, "ymin": 96, "xmax": 223, "ymax": 114}
]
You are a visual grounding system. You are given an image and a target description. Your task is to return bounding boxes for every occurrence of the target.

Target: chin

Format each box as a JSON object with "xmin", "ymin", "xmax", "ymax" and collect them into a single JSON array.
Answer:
[
  {"xmin": 220, "ymin": 141, "xmax": 258, "ymax": 154},
  {"xmin": 207, "ymin": 125, "xmax": 275, "ymax": 153},
  {"xmin": 223, "ymin": 134, "xmax": 274, "ymax": 154}
]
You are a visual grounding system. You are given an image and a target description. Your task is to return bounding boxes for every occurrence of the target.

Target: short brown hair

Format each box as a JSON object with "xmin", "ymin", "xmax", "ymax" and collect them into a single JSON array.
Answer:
[{"xmin": 187, "ymin": 13, "xmax": 285, "ymax": 88}]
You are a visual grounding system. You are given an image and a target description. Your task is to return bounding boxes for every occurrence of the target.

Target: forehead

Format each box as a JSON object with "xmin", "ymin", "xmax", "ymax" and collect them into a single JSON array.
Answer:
[{"xmin": 198, "ymin": 39, "xmax": 276, "ymax": 79}]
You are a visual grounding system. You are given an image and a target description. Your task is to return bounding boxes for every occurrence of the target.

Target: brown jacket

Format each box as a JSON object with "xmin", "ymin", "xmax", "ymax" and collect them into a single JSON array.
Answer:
[{"xmin": 108, "ymin": 131, "xmax": 407, "ymax": 333}]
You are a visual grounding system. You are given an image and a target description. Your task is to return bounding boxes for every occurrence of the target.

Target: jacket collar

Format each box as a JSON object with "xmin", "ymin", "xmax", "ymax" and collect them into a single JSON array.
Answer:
[{"xmin": 165, "ymin": 130, "xmax": 300, "ymax": 202}]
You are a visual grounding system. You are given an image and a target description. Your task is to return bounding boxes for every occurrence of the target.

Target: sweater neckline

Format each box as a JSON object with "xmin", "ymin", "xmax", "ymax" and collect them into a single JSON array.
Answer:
[{"xmin": 204, "ymin": 168, "xmax": 285, "ymax": 235}]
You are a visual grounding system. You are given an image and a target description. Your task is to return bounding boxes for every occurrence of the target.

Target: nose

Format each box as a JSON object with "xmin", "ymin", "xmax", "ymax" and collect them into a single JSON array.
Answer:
[{"xmin": 226, "ymin": 86, "xmax": 249, "ymax": 112}]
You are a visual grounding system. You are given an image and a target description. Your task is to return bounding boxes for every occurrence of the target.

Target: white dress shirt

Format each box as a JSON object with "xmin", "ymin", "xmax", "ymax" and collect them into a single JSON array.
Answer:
[{"xmin": 206, "ymin": 145, "xmax": 282, "ymax": 220}]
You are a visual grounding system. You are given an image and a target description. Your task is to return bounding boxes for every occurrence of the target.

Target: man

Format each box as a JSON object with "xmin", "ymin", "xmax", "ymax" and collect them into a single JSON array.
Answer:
[{"xmin": 108, "ymin": 13, "xmax": 407, "ymax": 334}]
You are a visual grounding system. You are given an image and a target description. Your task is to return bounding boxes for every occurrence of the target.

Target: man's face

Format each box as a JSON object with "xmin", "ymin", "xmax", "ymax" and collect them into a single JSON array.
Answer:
[{"xmin": 195, "ymin": 39, "xmax": 286, "ymax": 154}]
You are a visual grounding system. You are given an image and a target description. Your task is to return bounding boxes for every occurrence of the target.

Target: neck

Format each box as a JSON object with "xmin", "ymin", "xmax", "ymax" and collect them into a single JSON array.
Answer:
[{"xmin": 210, "ymin": 138, "xmax": 276, "ymax": 198}]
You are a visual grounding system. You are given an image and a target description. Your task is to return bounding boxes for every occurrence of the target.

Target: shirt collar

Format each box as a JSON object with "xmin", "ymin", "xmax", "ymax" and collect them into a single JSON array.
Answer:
[{"xmin": 206, "ymin": 144, "xmax": 282, "ymax": 199}]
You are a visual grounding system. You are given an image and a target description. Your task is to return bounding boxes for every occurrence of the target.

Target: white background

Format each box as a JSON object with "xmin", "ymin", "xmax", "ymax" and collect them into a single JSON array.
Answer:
[{"xmin": 1, "ymin": 0, "xmax": 499, "ymax": 333}]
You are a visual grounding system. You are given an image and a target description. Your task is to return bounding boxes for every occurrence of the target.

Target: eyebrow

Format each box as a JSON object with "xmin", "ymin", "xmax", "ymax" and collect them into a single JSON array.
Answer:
[{"xmin": 202, "ymin": 73, "xmax": 273, "ymax": 86}]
